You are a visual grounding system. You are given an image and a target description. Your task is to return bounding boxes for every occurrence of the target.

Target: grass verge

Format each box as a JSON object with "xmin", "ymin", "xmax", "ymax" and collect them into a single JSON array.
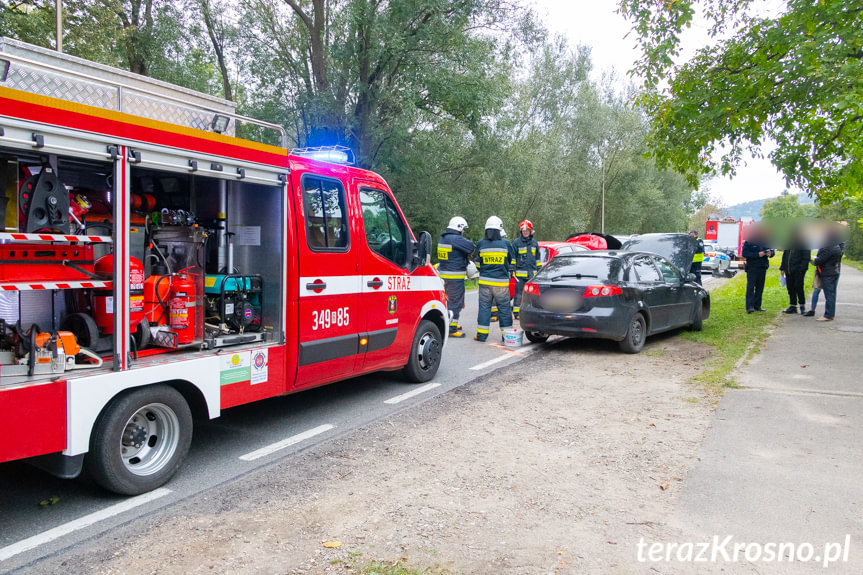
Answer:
[
  {"xmin": 330, "ymin": 556, "xmax": 453, "ymax": 575},
  {"xmin": 681, "ymin": 262, "xmax": 788, "ymax": 392},
  {"xmin": 842, "ymin": 257, "xmax": 862, "ymax": 271}
]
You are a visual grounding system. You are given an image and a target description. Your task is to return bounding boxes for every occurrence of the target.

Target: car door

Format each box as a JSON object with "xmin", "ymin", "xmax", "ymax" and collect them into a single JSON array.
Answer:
[
  {"xmin": 296, "ymin": 172, "xmax": 361, "ymax": 386},
  {"xmin": 631, "ymin": 255, "xmax": 670, "ymax": 331},
  {"xmin": 357, "ymin": 185, "xmax": 418, "ymax": 371},
  {"xmin": 653, "ymin": 255, "xmax": 694, "ymax": 327}
]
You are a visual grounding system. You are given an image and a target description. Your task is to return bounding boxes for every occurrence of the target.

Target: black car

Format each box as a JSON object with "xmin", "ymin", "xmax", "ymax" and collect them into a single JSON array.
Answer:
[{"xmin": 519, "ymin": 233, "xmax": 710, "ymax": 353}]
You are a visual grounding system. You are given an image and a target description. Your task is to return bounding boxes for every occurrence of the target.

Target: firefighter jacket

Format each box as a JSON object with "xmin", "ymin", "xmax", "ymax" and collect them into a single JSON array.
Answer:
[
  {"xmin": 437, "ymin": 229, "xmax": 475, "ymax": 280},
  {"xmin": 475, "ymin": 237, "xmax": 515, "ymax": 287},
  {"xmin": 512, "ymin": 234, "xmax": 541, "ymax": 278}
]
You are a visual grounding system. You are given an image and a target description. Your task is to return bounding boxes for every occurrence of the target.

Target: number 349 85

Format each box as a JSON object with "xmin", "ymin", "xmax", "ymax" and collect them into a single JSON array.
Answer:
[{"xmin": 312, "ymin": 307, "xmax": 350, "ymax": 330}]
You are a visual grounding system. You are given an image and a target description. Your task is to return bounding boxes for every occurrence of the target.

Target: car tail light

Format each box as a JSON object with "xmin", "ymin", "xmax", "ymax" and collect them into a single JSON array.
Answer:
[
  {"xmin": 583, "ymin": 285, "xmax": 622, "ymax": 297},
  {"xmin": 524, "ymin": 282, "xmax": 540, "ymax": 295}
]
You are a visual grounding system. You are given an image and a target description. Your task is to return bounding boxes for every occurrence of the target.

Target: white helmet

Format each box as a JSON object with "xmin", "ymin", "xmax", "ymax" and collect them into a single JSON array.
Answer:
[
  {"xmin": 485, "ymin": 215, "xmax": 504, "ymax": 231},
  {"xmin": 448, "ymin": 216, "xmax": 468, "ymax": 232}
]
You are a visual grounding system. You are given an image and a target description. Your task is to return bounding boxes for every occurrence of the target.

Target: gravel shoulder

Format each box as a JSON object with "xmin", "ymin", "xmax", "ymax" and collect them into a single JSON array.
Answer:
[{"xmin": 32, "ymin": 334, "xmax": 726, "ymax": 574}]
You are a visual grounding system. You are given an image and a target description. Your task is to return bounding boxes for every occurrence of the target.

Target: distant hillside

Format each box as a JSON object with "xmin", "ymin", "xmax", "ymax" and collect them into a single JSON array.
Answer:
[{"xmin": 724, "ymin": 193, "xmax": 814, "ymax": 221}]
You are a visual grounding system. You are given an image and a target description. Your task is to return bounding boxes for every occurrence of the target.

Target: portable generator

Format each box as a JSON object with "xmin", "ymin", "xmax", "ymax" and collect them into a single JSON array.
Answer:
[{"xmin": 203, "ymin": 274, "xmax": 264, "ymax": 348}]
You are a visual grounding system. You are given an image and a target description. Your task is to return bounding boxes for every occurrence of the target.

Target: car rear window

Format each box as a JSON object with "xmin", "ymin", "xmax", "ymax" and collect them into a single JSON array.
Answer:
[{"xmin": 536, "ymin": 255, "xmax": 621, "ymax": 281}]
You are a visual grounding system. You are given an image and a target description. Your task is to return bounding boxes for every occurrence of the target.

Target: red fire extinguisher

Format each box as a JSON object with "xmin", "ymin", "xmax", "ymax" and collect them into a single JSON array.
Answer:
[
  {"xmin": 168, "ymin": 273, "xmax": 196, "ymax": 345},
  {"xmin": 92, "ymin": 255, "xmax": 145, "ymax": 335}
]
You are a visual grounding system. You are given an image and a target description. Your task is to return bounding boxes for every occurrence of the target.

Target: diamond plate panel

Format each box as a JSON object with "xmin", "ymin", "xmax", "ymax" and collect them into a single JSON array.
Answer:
[{"xmin": 7, "ymin": 63, "xmax": 118, "ymax": 110}]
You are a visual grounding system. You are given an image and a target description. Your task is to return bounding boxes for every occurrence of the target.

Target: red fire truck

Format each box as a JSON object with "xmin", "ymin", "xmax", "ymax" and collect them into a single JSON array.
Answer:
[{"xmin": 0, "ymin": 38, "xmax": 447, "ymax": 495}]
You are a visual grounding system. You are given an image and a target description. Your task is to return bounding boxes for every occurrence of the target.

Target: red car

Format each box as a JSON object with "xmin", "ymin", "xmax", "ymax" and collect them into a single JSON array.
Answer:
[{"xmin": 538, "ymin": 241, "xmax": 589, "ymax": 264}]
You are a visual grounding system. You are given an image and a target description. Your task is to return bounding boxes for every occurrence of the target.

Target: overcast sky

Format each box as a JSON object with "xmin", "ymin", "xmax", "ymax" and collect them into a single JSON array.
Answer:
[{"xmin": 530, "ymin": 0, "xmax": 798, "ymax": 208}]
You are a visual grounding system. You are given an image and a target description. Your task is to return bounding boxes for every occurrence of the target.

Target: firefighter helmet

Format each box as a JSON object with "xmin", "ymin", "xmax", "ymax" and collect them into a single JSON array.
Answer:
[
  {"xmin": 519, "ymin": 219, "xmax": 533, "ymax": 231},
  {"xmin": 485, "ymin": 215, "xmax": 504, "ymax": 231},
  {"xmin": 447, "ymin": 216, "xmax": 468, "ymax": 232}
]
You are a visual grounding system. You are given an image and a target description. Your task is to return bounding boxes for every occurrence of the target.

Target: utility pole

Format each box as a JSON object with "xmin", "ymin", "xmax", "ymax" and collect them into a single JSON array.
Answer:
[
  {"xmin": 600, "ymin": 159, "xmax": 606, "ymax": 234},
  {"xmin": 56, "ymin": 0, "xmax": 63, "ymax": 53}
]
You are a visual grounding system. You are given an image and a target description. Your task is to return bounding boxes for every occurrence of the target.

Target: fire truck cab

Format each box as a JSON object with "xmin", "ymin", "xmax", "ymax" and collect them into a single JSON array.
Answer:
[{"xmin": 0, "ymin": 38, "xmax": 446, "ymax": 495}]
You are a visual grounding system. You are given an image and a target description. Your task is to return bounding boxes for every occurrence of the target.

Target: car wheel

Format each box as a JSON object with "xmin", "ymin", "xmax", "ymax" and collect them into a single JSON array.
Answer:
[
  {"xmin": 524, "ymin": 331, "xmax": 549, "ymax": 344},
  {"xmin": 690, "ymin": 299, "xmax": 704, "ymax": 331},
  {"xmin": 86, "ymin": 384, "xmax": 192, "ymax": 495},
  {"xmin": 618, "ymin": 313, "xmax": 646, "ymax": 354},
  {"xmin": 402, "ymin": 319, "xmax": 443, "ymax": 383}
]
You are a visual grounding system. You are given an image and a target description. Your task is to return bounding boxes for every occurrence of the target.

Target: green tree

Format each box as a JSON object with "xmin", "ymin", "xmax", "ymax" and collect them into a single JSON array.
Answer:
[
  {"xmin": 760, "ymin": 190, "xmax": 807, "ymax": 222},
  {"xmin": 619, "ymin": 0, "xmax": 863, "ymax": 205}
]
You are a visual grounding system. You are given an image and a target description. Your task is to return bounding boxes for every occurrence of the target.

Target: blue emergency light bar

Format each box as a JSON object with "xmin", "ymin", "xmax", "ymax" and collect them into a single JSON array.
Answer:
[{"xmin": 291, "ymin": 145, "xmax": 354, "ymax": 165}]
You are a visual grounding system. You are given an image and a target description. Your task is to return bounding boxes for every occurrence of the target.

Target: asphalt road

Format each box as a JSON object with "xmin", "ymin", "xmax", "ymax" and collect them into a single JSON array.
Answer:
[{"xmin": 0, "ymin": 273, "xmax": 724, "ymax": 572}]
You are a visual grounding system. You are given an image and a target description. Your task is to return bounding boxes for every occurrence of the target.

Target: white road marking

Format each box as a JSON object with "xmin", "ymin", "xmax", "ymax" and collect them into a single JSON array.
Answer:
[
  {"xmin": 239, "ymin": 424, "xmax": 335, "ymax": 461},
  {"xmin": 469, "ymin": 354, "xmax": 515, "ymax": 371},
  {"xmin": 383, "ymin": 383, "xmax": 441, "ymax": 405},
  {"xmin": 0, "ymin": 488, "xmax": 172, "ymax": 562}
]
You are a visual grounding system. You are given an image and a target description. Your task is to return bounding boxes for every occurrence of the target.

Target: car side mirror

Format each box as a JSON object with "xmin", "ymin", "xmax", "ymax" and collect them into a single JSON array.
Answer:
[
  {"xmin": 686, "ymin": 273, "xmax": 697, "ymax": 283},
  {"xmin": 409, "ymin": 231, "xmax": 432, "ymax": 272}
]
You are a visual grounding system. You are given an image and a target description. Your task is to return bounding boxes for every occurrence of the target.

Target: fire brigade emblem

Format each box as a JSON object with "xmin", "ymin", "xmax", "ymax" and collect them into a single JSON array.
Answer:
[{"xmin": 388, "ymin": 295, "xmax": 397, "ymax": 314}]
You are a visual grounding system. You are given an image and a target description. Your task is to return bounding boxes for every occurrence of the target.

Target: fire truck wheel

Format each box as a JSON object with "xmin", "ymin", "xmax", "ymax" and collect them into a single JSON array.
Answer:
[
  {"xmin": 402, "ymin": 319, "xmax": 443, "ymax": 383},
  {"xmin": 86, "ymin": 384, "xmax": 192, "ymax": 495}
]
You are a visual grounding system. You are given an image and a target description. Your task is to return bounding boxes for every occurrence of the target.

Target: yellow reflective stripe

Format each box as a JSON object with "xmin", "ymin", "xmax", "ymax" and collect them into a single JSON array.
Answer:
[
  {"xmin": 515, "ymin": 272, "xmax": 529, "ymax": 277},
  {"xmin": 513, "ymin": 307, "xmax": 520, "ymax": 312},
  {"xmin": 693, "ymin": 253, "xmax": 704, "ymax": 263},
  {"xmin": 477, "ymin": 327, "xmax": 490, "ymax": 334},
  {"xmin": 478, "ymin": 279, "xmax": 510, "ymax": 286},
  {"xmin": 518, "ymin": 248, "xmax": 527, "ymax": 254},
  {"xmin": 440, "ymin": 272, "xmax": 466, "ymax": 279}
]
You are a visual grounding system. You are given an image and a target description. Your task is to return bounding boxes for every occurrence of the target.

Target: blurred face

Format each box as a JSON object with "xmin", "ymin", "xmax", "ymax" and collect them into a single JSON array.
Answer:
[{"xmin": 521, "ymin": 228, "xmax": 530, "ymax": 237}]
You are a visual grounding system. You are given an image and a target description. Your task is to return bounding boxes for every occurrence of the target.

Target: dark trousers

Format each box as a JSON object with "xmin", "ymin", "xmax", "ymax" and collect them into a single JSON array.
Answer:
[
  {"xmin": 444, "ymin": 278, "xmax": 465, "ymax": 328},
  {"xmin": 690, "ymin": 263, "xmax": 702, "ymax": 285},
  {"xmin": 821, "ymin": 274, "xmax": 839, "ymax": 319},
  {"xmin": 785, "ymin": 269, "xmax": 807, "ymax": 306},
  {"xmin": 477, "ymin": 285, "xmax": 512, "ymax": 338},
  {"xmin": 745, "ymin": 267, "xmax": 767, "ymax": 311},
  {"xmin": 513, "ymin": 270, "xmax": 535, "ymax": 312}
]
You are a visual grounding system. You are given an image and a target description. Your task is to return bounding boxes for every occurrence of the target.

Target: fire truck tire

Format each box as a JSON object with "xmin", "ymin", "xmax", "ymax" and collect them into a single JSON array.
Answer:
[
  {"xmin": 402, "ymin": 319, "xmax": 443, "ymax": 383},
  {"xmin": 86, "ymin": 384, "xmax": 192, "ymax": 495}
]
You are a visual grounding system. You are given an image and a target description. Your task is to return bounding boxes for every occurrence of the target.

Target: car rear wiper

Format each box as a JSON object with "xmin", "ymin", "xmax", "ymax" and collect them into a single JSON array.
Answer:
[{"xmin": 550, "ymin": 274, "xmax": 599, "ymax": 281}]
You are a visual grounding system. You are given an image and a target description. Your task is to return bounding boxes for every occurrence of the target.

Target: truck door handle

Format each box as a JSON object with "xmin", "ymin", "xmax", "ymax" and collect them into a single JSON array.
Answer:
[
  {"xmin": 367, "ymin": 280, "xmax": 383, "ymax": 288},
  {"xmin": 306, "ymin": 281, "xmax": 327, "ymax": 291}
]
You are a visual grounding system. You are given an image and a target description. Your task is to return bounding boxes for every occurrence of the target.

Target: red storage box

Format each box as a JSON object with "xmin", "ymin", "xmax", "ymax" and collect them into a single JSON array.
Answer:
[{"xmin": 0, "ymin": 243, "xmax": 96, "ymax": 282}]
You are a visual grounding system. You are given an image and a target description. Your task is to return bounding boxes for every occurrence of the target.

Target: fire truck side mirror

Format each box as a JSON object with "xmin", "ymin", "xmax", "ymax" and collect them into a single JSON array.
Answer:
[{"xmin": 409, "ymin": 231, "xmax": 432, "ymax": 272}]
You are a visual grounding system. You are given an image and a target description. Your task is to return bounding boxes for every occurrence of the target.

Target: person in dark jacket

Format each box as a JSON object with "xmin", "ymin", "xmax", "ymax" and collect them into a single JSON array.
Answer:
[
  {"xmin": 689, "ymin": 230, "xmax": 704, "ymax": 285},
  {"xmin": 475, "ymin": 216, "xmax": 515, "ymax": 342},
  {"xmin": 779, "ymin": 230, "xmax": 811, "ymax": 314},
  {"xmin": 811, "ymin": 234, "xmax": 844, "ymax": 321},
  {"xmin": 511, "ymin": 219, "xmax": 541, "ymax": 319},
  {"xmin": 437, "ymin": 216, "xmax": 475, "ymax": 337},
  {"xmin": 741, "ymin": 225, "xmax": 774, "ymax": 313}
]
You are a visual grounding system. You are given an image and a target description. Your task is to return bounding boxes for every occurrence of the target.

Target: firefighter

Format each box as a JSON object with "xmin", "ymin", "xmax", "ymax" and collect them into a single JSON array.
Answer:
[
  {"xmin": 475, "ymin": 216, "xmax": 516, "ymax": 342},
  {"xmin": 511, "ymin": 219, "xmax": 541, "ymax": 319},
  {"xmin": 689, "ymin": 229, "xmax": 704, "ymax": 285},
  {"xmin": 437, "ymin": 216, "xmax": 475, "ymax": 338}
]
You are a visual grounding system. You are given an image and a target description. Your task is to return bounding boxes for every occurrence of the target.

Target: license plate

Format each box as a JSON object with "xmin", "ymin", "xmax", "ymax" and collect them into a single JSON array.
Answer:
[{"xmin": 541, "ymin": 291, "xmax": 580, "ymax": 312}]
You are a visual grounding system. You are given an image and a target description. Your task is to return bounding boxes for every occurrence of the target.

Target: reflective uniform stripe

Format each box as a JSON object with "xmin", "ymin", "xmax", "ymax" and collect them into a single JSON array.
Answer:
[
  {"xmin": 478, "ymin": 277, "xmax": 510, "ymax": 287},
  {"xmin": 440, "ymin": 272, "xmax": 466, "ymax": 279},
  {"xmin": 518, "ymin": 248, "xmax": 527, "ymax": 254},
  {"xmin": 515, "ymin": 271, "xmax": 529, "ymax": 277},
  {"xmin": 692, "ymin": 252, "xmax": 704, "ymax": 263},
  {"xmin": 477, "ymin": 326, "xmax": 490, "ymax": 334}
]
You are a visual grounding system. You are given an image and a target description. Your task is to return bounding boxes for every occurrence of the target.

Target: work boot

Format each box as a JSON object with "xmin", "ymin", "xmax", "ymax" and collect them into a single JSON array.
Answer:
[
  {"xmin": 513, "ymin": 311, "xmax": 519, "ymax": 320},
  {"xmin": 783, "ymin": 305, "xmax": 797, "ymax": 314},
  {"xmin": 798, "ymin": 306, "xmax": 805, "ymax": 315},
  {"xmin": 449, "ymin": 329, "xmax": 465, "ymax": 338},
  {"xmin": 802, "ymin": 309, "xmax": 815, "ymax": 317},
  {"xmin": 474, "ymin": 334, "xmax": 487, "ymax": 342}
]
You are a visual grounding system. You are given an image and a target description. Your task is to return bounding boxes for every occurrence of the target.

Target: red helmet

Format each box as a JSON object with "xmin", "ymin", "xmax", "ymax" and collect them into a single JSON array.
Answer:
[{"xmin": 519, "ymin": 219, "xmax": 533, "ymax": 231}]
